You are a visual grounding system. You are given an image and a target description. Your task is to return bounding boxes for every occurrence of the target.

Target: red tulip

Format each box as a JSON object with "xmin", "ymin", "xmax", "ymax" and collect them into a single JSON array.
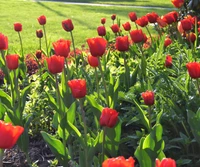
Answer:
[
  {"xmin": 136, "ymin": 16, "xmax": 148, "ymax": 27},
  {"xmin": 180, "ymin": 18, "xmax": 193, "ymax": 31},
  {"xmin": 0, "ymin": 33, "xmax": 8, "ymax": 50},
  {"xmin": 171, "ymin": 0, "xmax": 184, "ymax": 8},
  {"xmin": 46, "ymin": 55, "xmax": 65, "ymax": 74},
  {"xmin": 100, "ymin": 108, "xmax": 118, "ymax": 128},
  {"xmin": 115, "ymin": 36, "xmax": 129, "ymax": 52},
  {"xmin": 111, "ymin": 24, "xmax": 120, "ymax": 34},
  {"xmin": 162, "ymin": 11, "xmax": 178, "ymax": 24},
  {"xmin": 37, "ymin": 15, "xmax": 46, "ymax": 25},
  {"xmin": 87, "ymin": 54, "xmax": 99, "ymax": 67},
  {"xmin": 0, "ymin": 120, "xmax": 24, "ymax": 149},
  {"xmin": 101, "ymin": 18, "xmax": 106, "ymax": 25},
  {"xmin": 36, "ymin": 29, "xmax": 43, "ymax": 38},
  {"xmin": 146, "ymin": 12, "xmax": 159, "ymax": 23},
  {"xmin": 62, "ymin": 19, "xmax": 74, "ymax": 32},
  {"xmin": 111, "ymin": 14, "xmax": 116, "ymax": 21},
  {"xmin": 14, "ymin": 22, "xmax": 22, "ymax": 32},
  {"xmin": 87, "ymin": 37, "xmax": 107, "ymax": 57},
  {"xmin": 52, "ymin": 39, "xmax": 71, "ymax": 58},
  {"xmin": 164, "ymin": 37, "xmax": 172, "ymax": 47},
  {"xmin": 129, "ymin": 12, "xmax": 137, "ymax": 22},
  {"xmin": 6, "ymin": 54, "xmax": 19, "ymax": 70},
  {"xmin": 97, "ymin": 26, "xmax": 106, "ymax": 37},
  {"xmin": 157, "ymin": 17, "xmax": 168, "ymax": 28},
  {"xmin": 186, "ymin": 32, "xmax": 196, "ymax": 43},
  {"xmin": 186, "ymin": 62, "xmax": 200, "ymax": 79},
  {"xmin": 130, "ymin": 29, "xmax": 147, "ymax": 43},
  {"xmin": 165, "ymin": 55, "xmax": 172, "ymax": 67},
  {"xmin": 102, "ymin": 156, "xmax": 135, "ymax": 167},
  {"xmin": 141, "ymin": 90, "xmax": 154, "ymax": 106},
  {"xmin": 156, "ymin": 158, "xmax": 176, "ymax": 167},
  {"xmin": 122, "ymin": 22, "xmax": 131, "ymax": 31},
  {"xmin": 198, "ymin": 27, "xmax": 200, "ymax": 33},
  {"xmin": 68, "ymin": 79, "xmax": 86, "ymax": 99}
]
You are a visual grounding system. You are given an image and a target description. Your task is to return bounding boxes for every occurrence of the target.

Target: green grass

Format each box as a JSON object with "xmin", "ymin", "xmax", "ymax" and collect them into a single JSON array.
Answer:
[
  {"xmin": 39, "ymin": 0, "xmax": 174, "ymax": 8},
  {"xmin": 0, "ymin": 0, "xmax": 174, "ymax": 55}
]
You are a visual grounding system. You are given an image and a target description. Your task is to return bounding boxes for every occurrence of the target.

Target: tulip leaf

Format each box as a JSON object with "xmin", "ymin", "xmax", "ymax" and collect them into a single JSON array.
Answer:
[
  {"xmin": 187, "ymin": 110, "xmax": 200, "ymax": 145},
  {"xmin": 41, "ymin": 131, "xmax": 70, "ymax": 165},
  {"xmin": 0, "ymin": 89, "xmax": 12, "ymax": 110},
  {"xmin": 132, "ymin": 98, "xmax": 150, "ymax": 132},
  {"xmin": 86, "ymin": 95, "xmax": 103, "ymax": 112}
]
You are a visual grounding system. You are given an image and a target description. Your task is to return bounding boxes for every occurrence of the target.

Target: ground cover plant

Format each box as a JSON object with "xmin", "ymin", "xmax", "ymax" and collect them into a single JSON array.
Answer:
[{"xmin": 0, "ymin": 0, "xmax": 200, "ymax": 166}]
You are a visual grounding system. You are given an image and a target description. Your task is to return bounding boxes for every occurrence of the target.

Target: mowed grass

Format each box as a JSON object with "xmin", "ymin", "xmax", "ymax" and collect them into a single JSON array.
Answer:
[
  {"xmin": 39, "ymin": 0, "xmax": 174, "ymax": 8},
  {"xmin": 0, "ymin": 0, "xmax": 174, "ymax": 55}
]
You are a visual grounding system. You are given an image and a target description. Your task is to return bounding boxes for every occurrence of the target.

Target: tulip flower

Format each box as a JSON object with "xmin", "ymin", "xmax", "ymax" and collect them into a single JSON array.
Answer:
[
  {"xmin": 122, "ymin": 22, "xmax": 131, "ymax": 31},
  {"xmin": 180, "ymin": 18, "xmax": 193, "ymax": 31},
  {"xmin": 101, "ymin": 18, "xmax": 106, "ymax": 25},
  {"xmin": 186, "ymin": 62, "xmax": 200, "ymax": 79},
  {"xmin": 171, "ymin": 0, "xmax": 184, "ymax": 8},
  {"xmin": 37, "ymin": 15, "xmax": 46, "ymax": 25},
  {"xmin": 87, "ymin": 37, "xmax": 107, "ymax": 57},
  {"xmin": 36, "ymin": 29, "xmax": 43, "ymax": 38},
  {"xmin": 102, "ymin": 156, "xmax": 135, "ymax": 167},
  {"xmin": 156, "ymin": 158, "xmax": 176, "ymax": 167},
  {"xmin": 100, "ymin": 108, "xmax": 119, "ymax": 128},
  {"xmin": 141, "ymin": 90, "xmax": 155, "ymax": 106},
  {"xmin": 162, "ymin": 11, "xmax": 178, "ymax": 25},
  {"xmin": 136, "ymin": 16, "xmax": 148, "ymax": 27},
  {"xmin": 68, "ymin": 79, "xmax": 87, "ymax": 99},
  {"xmin": 186, "ymin": 32, "xmax": 196, "ymax": 43},
  {"xmin": 46, "ymin": 55, "xmax": 65, "ymax": 74},
  {"xmin": 164, "ymin": 37, "xmax": 172, "ymax": 47},
  {"xmin": 97, "ymin": 26, "xmax": 106, "ymax": 37},
  {"xmin": 128, "ymin": 12, "xmax": 137, "ymax": 22},
  {"xmin": 115, "ymin": 36, "xmax": 129, "ymax": 52},
  {"xmin": 110, "ymin": 24, "xmax": 120, "ymax": 34},
  {"xmin": 87, "ymin": 54, "xmax": 99, "ymax": 68},
  {"xmin": 6, "ymin": 54, "xmax": 19, "ymax": 70},
  {"xmin": 52, "ymin": 39, "xmax": 71, "ymax": 58},
  {"xmin": 130, "ymin": 29, "xmax": 147, "ymax": 43},
  {"xmin": 0, "ymin": 33, "xmax": 8, "ymax": 50},
  {"xmin": 14, "ymin": 22, "xmax": 22, "ymax": 32},
  {"xmin": 62, "ymin": 19, "xmax": 74, "ymax": 32},
  {"xmin": 0, "ymin": 120, "xmax": 24, "ymax": 149},
  {"xmin": 146, "ymin": 12, "xmax": 159, "ymax": 23},
  {"xmin": 111, "ymin": 14, "xmax": 116, "ymax": 21},
  {"xmin": 165, "ymin": 55, "xmax": 173, "ymax": 68}
]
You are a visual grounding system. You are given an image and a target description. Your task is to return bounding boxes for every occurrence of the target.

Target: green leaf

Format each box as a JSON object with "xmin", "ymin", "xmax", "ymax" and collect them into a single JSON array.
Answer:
[
  {"xmin": 41, "ymin": 131, "xmax": 70, "ymax": 164},
  {"xmin": 67, "ymin": 102, "xmax": 76, "ymax": 124},
  {"xmin": 132, "ymin": 98, "xmax": 150, "ymax": 132},
  {"xmin": 86, "ymin": 95, "xmax": 103, "ymax": 112},
  {"xmin": 0, "ymin": 89, "xmax": 12, "ymax": 109}
]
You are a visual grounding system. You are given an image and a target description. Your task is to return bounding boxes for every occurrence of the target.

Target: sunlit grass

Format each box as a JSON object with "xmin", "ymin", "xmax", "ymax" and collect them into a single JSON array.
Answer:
[{"xmin": 0, "ymin": 0, "xmax": 173, "ymax": 55}]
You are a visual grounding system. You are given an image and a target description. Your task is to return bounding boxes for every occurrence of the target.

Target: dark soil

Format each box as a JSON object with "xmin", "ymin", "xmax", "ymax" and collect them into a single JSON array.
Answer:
[{"xmin": 3, "ymin": 139, "xmax": 54, "ymax": 167}]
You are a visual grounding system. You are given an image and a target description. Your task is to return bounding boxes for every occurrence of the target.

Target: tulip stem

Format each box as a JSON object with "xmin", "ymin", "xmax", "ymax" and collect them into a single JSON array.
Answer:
[
  {"xmin": 148, "ymin": 106, "xmax": 152, "ymax": 129},
  {"xmin": 18, "ymin": 32, "xmax": 24, "ymax": 58},
  {"xmin": 70, "ymin": 31, "xmax": 78, "ymax": 73},
  {"xmin": 196, "ymin": 79, "xmax": 200, "ymax": 96},
  {"xmin": 98, "ymin": 57, "xmax": 109, "ymax": 107},
  {"xmin": 145, "ymin": 26, "xmax": 153, "ymax": 46},
  {"xmin": 0, "ymin": 149, "xmax": 3, "ymax": 167},
  {"xmin": 79, "ymin": 99, "xmax": 88, "ymax": 167},
  {"xmin": 135, "ymin": 22, "xmax": 138, "ymax": 30},
  {"xmin": 55, "ymin": 74, "xmax": 62, "ymax": 114},
  {"xmin": 95, "ymin": 67, "xmax": 100, "ymax": 100},
  {"xmin": 122, "ymin": 52, "xmax": 130, "ymax": 91},
  {"xmin": 43, "ymin": 25, "xmax": 48, "ymax": 56},
  {"xmin": 14, "ymin": 70, "xmax": 21, "ymax": 121},
  {"xmin": 102, "ymin": 127, "xmax": 106, "ymax": 163}
]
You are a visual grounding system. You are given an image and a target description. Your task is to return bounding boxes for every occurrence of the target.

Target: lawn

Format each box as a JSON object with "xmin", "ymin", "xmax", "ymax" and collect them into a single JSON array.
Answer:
[{"xmin": 0, "ymin": 0, "xmax": 173, "ymax": 55}]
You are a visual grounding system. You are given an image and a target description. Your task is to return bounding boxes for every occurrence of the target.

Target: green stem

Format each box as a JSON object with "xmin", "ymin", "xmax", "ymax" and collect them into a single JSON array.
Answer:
[
  {"xmin": 134, "ymin": 22, "xmax": 138, "ymax": 30},
  {"xmin": 18, "ymin": 32, "xmax": 24, "ymax": 57},
  {"xmin": 14, "ymin": 70, "xmax": 21, "ymax": 121},
  {"xmin": 70, "ymin": 31, "xmax": 78, "ymax": 72},
  {"xmin": 95, "ymin": 67, "xmax": 100, "ymax": 100},
  {"xmin": 25, "ymin": 152, "xmax": 32, "ymax": 167},
  {"xmin": 43, "ymin": 25, "xmax": 48, "ymax": 56},
  {"xmin": 196, "ymin": 79, "xmax": 200, "ymax": 96},
  {"xmin": 98, "ymin": 57, "xmax": 109, "ymax": 107},
  {"xmin": 39, "ymin": 38, "xmax": 42, "ymax": 51},
  {"xmin": 102, "ymin": 127, "xmax": 106, "ymax": 163},
  {"xmin": 0, "ymin": 149, "xmax": 4, "ymax": 167},
  {"xmin": 145, "ymin": 26, "xmax": 153, "ymax": 44},
  {"xmin": 55, "ymin": 74, "xmax": 62, "ymax": 113},
  {"xmin": 79, "ymin": 99, "xmax": 88, "ymax": 167},
  {"xmin": 122, "ymin": 52, "xmax": 129, "ymax": 91},
  {"xmin": 148, "ymin": 106, "xmax": 152, "ymax": 129}
]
